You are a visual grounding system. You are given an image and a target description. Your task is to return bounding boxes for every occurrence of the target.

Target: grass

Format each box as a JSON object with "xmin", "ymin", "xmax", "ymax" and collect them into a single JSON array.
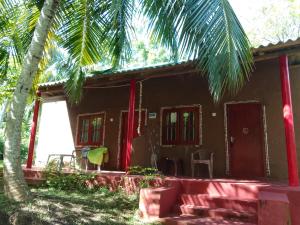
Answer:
[
  {"xmin": 0, "ymin": 160, "xmax": 3, "ymax": 170},
  {"xmin": 0, "ymin": 171, "xmax": 161, "ymax": 225}
]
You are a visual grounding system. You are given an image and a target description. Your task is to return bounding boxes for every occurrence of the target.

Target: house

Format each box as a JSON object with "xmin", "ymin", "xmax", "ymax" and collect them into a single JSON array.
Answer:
[{"xmin": 26, "ymin": 38, "xmax": 300, "ymax": 184}]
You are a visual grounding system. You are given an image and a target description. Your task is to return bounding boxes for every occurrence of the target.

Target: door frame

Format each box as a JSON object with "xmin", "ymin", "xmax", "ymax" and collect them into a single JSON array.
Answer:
[
  {"xmin": 224, "ymin": 101, "xmax": 270, "ymax": 177},
  {"xmin": 117, "ymin": 109, "xmax": 148, "ymax": 170}
]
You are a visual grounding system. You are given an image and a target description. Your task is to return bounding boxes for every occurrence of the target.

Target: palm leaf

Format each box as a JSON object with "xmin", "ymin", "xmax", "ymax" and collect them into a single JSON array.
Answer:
[
  {"xmin": 103, "ymin": 0, "xmax": 135, "ymax": 67},
  {"xmin": 0, "ymin": 46, "xmax": 9, "ymax": 79},
  {"xmin": 140, "ymin": 0, "xmax": 182, "ymax": 61},
  {"xmin": 58, "ymin": 0, "xmax": 109, "ymax": 102},
  {"xmin": 181, "ymin": 0, "xmax": 253, "ymax": 100},
  {"xmin": 141, "ymin": 0, "xmax": 253, "ymax": 101}
]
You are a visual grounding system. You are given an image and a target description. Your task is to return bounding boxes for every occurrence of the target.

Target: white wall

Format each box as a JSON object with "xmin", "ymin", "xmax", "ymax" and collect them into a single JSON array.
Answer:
[{"xmin": 35, "ymin": 99, "xmax": 75, "ymax": 166}]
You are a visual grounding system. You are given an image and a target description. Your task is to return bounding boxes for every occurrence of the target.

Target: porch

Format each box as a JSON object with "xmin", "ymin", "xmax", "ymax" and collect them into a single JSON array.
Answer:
[
  {"xmin": 26, "ymin": 52, "xmax": 300, "ymax": 182},
  {"xmin": 23, "ymin": 42, "xmax": 300, "ymax": 224},
  {"xmin": 22, "ymin": 166, "xmax": 300, "ymax": 225}
]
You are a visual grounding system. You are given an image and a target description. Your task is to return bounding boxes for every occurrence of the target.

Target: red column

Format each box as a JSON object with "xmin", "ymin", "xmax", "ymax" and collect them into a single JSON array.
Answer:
[
  {"xmin": 125, "ymin": 79, "xmax": 136, "ymax": 170},
  {"xmin": 279, "ymin": 55, "xmax": 299, "ymax": 186},
  {"xmin": 26, "ymin": 91, "xmax": 41, "ymax": 169}
]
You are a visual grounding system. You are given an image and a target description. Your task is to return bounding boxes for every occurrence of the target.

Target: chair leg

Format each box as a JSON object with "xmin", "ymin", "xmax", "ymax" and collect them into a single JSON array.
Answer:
[
  {"xmin": 174, "ymin": 161, "xmax": 178, "ymax": 176},
  {"xmin": 208, "ymin": 163, "xmax": 213, "ymax": 179},
  {"xmin": 84, "ymin": 159, "xmax": 88, "ymax": 171},
  {"xmin": 191, "ymin": 163, "xmax": 194, "ymax": 177}
]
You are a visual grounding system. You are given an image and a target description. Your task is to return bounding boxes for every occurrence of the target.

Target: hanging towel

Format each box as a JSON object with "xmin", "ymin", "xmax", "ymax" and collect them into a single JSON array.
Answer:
[{"xmin": 87, "ymin": 147, "xmax": 108, "ymax": 166}]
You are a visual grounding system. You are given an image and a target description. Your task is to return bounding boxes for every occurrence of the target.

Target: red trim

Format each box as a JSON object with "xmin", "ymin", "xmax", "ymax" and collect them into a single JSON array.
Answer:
[
  {"xmin": 161, "ymin": 106, "xmax": 200, "ymax": 146},
  {"xmin": 76, "ymin": 113, "xmax": 105, "ymax": 146},
  {"xmin": 124, "ymin": 79, "xmax": 136, "ymax": 170},
  {"xmin": 279, "ymin": 55, "xmax": 299, "ymax": 186},
  {"xmin": 26, "ymin": 91, "xmax": 41, "ymax": 169}
]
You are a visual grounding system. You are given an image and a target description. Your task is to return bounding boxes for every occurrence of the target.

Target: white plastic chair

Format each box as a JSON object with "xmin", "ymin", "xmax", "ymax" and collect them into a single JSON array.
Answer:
[
  {"xmin": 70, "ymin": 147, "xmax": 90, "ymax": 171},
  {"xmin": 191, "ymin": 150, "xmax": 214, "ymax": 178}
]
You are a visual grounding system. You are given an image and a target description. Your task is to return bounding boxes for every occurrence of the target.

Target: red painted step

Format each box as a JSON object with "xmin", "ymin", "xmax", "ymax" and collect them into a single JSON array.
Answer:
[
  {"xmin": 162, "ymin": 215, "xmax": 257, "ymax": 225},
  {"xmin": 180, "ymin": 205, "xmax": 257, "ymax": 223},
  {"xmin": 178, "ymin": 179, "xmax": 268, "ymax": 199},
  {"xmin": 181, "ymin": 194, "xmax": 258, "ymax": 213}
]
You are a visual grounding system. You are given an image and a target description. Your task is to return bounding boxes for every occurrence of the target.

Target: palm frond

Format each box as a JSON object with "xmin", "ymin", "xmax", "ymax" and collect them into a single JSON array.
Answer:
[
  {"xmin": 58, "ymin": 0, "xmax": 109, "ymax": 102},
  {"xmin": 141, "ymin": 0, "xmax": 252, "ymax": 101},
  {"xmin": 65, "ymin": 63, "xmax": 86, "ymax": 104},
  {"xmin": 179, "ymin": 0, "xmax": 253, "ymax": 101},
  {"xmin": 140, "ymin": 0, "xmax": 182, "ymax": 61},
  {"xmin": 103, "ymin": 0, "xmax": 134, "ymax": 67},
  {"xmin": 0, "ymin": 46, "xmax": 9, "ymax": 79}
]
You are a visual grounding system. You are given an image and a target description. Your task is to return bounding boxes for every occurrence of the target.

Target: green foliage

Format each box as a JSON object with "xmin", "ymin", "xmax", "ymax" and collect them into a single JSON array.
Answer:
[
  {"xmin": 127, "ymin": 166, "xmax": 159, "ymax": 176},
  {"xmin": 44, "ymin": 162, "xmax": 97, "ymax": 192},
  {"xmin": 244, "ymin": 0, "xmax": 300, "ymax": 46},
  {"xmin": 141, "ymin": 0, "xmax": 253, "ymax": 101},
  {"xmin": 127, "ymin": 166, "xmax": 162, "ymax": 189},
  {"xmin": 0, "ymin": 177, "xmax": 160, "ymax": 225},
  {"xmin": 0, "ymin": 134, "xmax": 27, "ymax": 162},
  {"xmin": 2, "ymin": 0, "xmax": 253, "ymax": 104},
  {"xmin": 138, "ymin": 174, "xmax": 159, "ymax": 189},
  {"xmin": 45, "ymin": 172, "xmax": 97, "ymax": 192},
  {"xmin": 0, "ymin": 137, "xmax": 3, "ymax": 160}
]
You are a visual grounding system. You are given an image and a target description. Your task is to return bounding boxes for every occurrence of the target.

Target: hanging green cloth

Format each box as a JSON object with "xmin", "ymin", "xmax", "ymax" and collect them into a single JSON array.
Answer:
[{"xmin": 87, "ymin": 147, "xmax": 108, "ymax": 166}]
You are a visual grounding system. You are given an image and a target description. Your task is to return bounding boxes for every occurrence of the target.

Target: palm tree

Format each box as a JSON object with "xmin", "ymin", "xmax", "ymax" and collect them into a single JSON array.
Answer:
[{"xmin": 1, "ymin": 0, "xmax": 252, "ymax": 201}]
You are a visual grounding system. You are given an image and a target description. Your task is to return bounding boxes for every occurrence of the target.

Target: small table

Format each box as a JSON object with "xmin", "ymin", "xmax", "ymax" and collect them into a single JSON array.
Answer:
[
  {"xmin": 47, "ymin": 154, "xmax": 73, "ymax": 171},
  {"xmin": 159, "ymin": 157, "xmax": 184, "ymax": 176}
]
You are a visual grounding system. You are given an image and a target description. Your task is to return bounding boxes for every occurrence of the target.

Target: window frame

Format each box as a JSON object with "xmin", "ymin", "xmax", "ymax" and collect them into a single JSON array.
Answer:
[
  {"xmin": 160, "ymin": 105, "xmax": 202, "ymax": 147},
  {"xmin": 76, "ymin": 112, "xmax": 106, "ymax": 147}
]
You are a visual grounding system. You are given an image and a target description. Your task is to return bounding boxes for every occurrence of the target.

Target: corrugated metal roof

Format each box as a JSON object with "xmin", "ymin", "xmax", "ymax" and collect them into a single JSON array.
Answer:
[
  {"xmin": 39, "ymin": 38, "xmax": 300, "ymax": 88},
  {"xmin": 255, "ymin": 37, "xmax": 300, "ymax": 50},
  {"xmin": 39, "ymin": 60, "xmax": 194, "ymax": 88},
  {"xmin": 39, "ymin": 79, "xmax": 66, "ymax": 88}
]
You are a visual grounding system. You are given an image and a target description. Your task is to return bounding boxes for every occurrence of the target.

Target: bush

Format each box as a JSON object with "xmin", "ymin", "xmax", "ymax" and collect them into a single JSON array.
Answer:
[
  {"xmin": 127, "ymin": 166, "xmax": 163, "ymax": 189},
  {"xmin": 44, "ymin": 172, "xmax": 97, "ymax": 192},
  {"xmin": 127, "ymin": 166, "xmax": 159, "ymax": 176},
  {"xmin": 44, "ymin": 161, "xmax": 97, "ymax": 192},
  {"xmin": 0, "ymin": 137, "xmax": 3, "ymax": 160},
  {"xmin": 0, "ymin": 136, "xmax": 28, "ymax": 162}
]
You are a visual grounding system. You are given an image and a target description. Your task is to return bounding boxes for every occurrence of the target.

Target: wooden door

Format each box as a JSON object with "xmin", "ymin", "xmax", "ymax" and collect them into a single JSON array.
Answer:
[
  {"xmin": 120, "ymin": 111, "xmax": 146, "ymax": 171},
  {"xmin": 227, "ymin": 103, "xmax": 265, "ymax": 178}
]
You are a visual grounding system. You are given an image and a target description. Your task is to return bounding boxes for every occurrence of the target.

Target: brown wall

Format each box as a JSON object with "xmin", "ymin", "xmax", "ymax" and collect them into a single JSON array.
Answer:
[{"xmin": 65, "ymin": 58, "xmax": 300, "ymax": 181}]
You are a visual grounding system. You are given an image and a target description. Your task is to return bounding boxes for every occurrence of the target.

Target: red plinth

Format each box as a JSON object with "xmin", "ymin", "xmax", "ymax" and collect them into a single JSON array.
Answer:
[
  {"xmin": 139, "ymin": 187, "xmax": 179, "ymax": 219},
  {"xmin": 279, "ymin": 55, "xmax": 299, "ymax": 187},
  {"xmin": 26, "ymin": 91, "xmax": 41, "ymax": 169}
]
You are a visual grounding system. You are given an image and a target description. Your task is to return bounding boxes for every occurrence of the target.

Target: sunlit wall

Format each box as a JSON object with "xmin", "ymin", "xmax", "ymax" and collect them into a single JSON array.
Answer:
[{"xmin": 35, "ymin": 99, "xmax": 75, "ymax": 166}]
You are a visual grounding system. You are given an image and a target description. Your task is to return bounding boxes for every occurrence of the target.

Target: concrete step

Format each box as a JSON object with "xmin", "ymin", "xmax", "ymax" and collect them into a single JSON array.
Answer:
[
  {"xmin": 172, "ymin": 204, "xmax": 182, "ymax": 214},
  {"xmin": 162, "ymin": 215, "xmax": 257, "ymax": 225},
  {"xmin": 181, "ymin": 194, "xmax": 258, "ymax": 213},
  {"xmin": 180, "ymin": 205, "xmax": 257, "ymax": 223},
  {"xmin": 175, "ymin": 179, "xmax": 269, "ymax": 199}
]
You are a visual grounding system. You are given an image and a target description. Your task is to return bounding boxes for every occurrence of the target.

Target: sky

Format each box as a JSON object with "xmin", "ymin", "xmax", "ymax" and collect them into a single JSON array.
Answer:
[
  {"xmin": 133, "ymin": 0, "xmax": 299, "ymax": 48},
  {"xmin": 118, "ymin": 0, "xmax": 300, "ymax": 69},
  {"xmin": 229, "ymin": 0, "xmax": 300, "ymax": 46}
]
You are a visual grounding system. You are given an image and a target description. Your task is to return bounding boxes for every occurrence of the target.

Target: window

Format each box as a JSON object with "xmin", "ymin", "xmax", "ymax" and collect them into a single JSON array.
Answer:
[
  {"xmin": 161, "ymin": 106, "xmax": 201, "ymax": 145},
  {"xmin": 77, "ymin": 113, "xmax": 105, "ymax": 146}
]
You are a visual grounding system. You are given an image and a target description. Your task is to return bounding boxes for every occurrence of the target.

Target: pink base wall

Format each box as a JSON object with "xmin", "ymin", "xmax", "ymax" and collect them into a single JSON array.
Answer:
[{"xmin": 259, "ymin": 186, "xmax": 300, "ymax": 225}]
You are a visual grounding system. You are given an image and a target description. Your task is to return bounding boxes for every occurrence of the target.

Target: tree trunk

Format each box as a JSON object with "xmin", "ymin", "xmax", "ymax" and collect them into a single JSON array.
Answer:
[{"xmin": 4, "ymin": 0, "xmax": 59, "ymax": 201}]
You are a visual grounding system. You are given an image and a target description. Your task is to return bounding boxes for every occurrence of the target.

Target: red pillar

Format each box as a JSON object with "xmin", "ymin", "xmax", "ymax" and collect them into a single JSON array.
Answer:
[
  {"xmin": 125, "ymin": 79, "xmax": 136, "ymax": 170},
  {"xmin": 279, "ymin": 55, "xmax": 299, "ymax": 186},
  {"xmin": 26, "ymin": 91, "xmax": 41, "ymax": 169}
]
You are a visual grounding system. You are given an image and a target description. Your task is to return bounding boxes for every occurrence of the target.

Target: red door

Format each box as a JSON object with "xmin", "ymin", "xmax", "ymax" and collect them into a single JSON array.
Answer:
[
  {"xmin": 227, "ymin": 103, "xmax": 265, "ymax": 178},
  {"xmin": 120, "ymin": 111, "xmax": 146, "ymax": 171}
]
